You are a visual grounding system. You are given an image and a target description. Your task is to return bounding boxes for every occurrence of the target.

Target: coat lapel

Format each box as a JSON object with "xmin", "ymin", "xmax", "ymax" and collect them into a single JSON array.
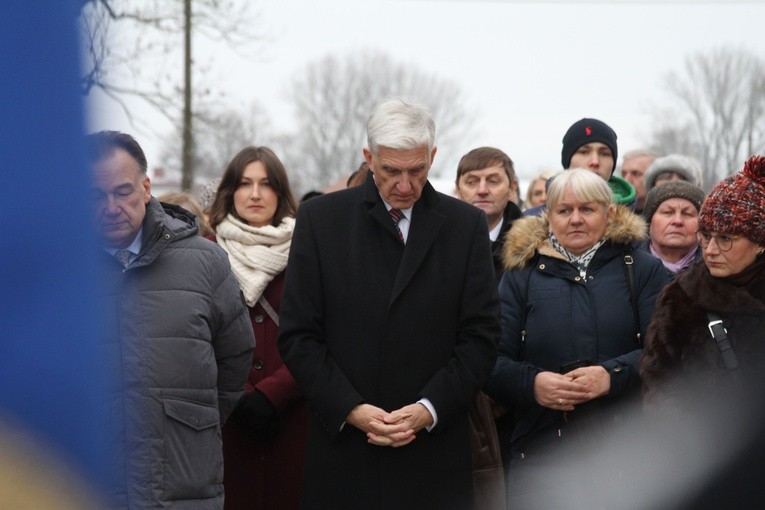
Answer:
[
  {"xmin": 362, "ymin": 175, "xmax": 405, "ymax": 286},
  {"xmin": 362, "ymin": 174, "xmax": 404, "ymax": 241},
  {"xmin": 361, "ymin": 175, "xmax": 446, "ymax": 306},
  {"xmin": 390, "ymin": 182, "xmax": 444, "ymax": 305}
]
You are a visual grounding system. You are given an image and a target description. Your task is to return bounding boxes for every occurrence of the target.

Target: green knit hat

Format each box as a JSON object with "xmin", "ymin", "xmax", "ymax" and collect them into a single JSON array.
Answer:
[{"xmin": 608, "ymin": 175, "xmax": 636, "ymax": 206}]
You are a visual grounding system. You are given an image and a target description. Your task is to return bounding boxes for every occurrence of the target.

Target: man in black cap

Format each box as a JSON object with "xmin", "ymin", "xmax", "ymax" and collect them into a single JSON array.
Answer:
[
  {"xmin": 525, "ymin": 118, "xmax": 636, "ymax": 216},
  {"xmin": 562, "ymin": 117, "xmax": 636, "ymax": 206}
]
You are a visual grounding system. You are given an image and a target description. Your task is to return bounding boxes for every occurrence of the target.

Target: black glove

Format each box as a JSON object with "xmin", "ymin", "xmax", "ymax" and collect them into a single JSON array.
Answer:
[{"xmin": 231, "ymin": 389, "xmax": 279, "ymax": 437}]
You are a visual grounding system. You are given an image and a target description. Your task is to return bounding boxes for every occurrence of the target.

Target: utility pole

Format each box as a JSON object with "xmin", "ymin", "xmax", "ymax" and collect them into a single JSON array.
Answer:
[{"xmin": 181, "ymin": 0, "xmax": 193, "ymax": 190}]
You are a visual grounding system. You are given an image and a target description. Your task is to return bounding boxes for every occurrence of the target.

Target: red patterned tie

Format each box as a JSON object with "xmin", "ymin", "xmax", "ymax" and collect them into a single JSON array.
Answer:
[{"xmin": 388, "ymin": 208, "xmax": 404, "ymax": 243}]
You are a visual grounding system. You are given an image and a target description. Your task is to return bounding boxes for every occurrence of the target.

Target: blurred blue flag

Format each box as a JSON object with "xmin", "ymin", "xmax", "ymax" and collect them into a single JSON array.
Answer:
[{"xmin": 0, "ymin": 0, "xmax": 116, "ymax": 503}]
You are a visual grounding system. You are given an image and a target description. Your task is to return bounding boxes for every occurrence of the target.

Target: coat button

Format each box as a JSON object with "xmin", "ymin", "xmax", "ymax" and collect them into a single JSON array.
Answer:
[
  {"xmin": 253, "ymin": 359, "xmax": 263, "ymax": 370},
  {"xmin": 575, "ymin": 276, "xmax": 581, "ymax": 281},
  {"xmin": 254, "ymin": 315, "xmax": 264, "ymax": 323},
  {"xmin": 539, "ymin": 264, "xmax": 545, "ymax": 270}
]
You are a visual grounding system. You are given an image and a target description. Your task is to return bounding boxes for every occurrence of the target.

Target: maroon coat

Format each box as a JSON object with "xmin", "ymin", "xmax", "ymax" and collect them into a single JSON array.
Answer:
[{"xmin": 221, "ymin": 270, "xmax": 308, "ymax": 510}]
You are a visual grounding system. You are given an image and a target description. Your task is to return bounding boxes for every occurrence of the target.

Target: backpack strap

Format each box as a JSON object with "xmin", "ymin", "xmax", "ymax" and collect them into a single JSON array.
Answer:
[
  {"xmin": 258, "ymin": 295, "xmax": 279, "ymax": 327},
  {"xmin": 706, "ymin": 312, "xmax": 739, "ymax": 370},
  {"xmin": 622, "ymin": 251, "xmax": 642, "ymax": 346}
]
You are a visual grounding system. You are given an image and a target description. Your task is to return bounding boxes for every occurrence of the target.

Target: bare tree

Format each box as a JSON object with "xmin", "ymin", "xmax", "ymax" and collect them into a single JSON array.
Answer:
[
  {"xmin": 78, "ymin": 0, "xmax": 262, "ymax": 189},
  {"xmin": 648, "ymin": 46, "xmax": 765, "ymax": 190},
  {"xmin": 285, "ymin": 50, "xmax": 477, "ymax": 191},
  {"xmin": 160, "ymin": 101, "xmax": 274, "ymax": 182}
]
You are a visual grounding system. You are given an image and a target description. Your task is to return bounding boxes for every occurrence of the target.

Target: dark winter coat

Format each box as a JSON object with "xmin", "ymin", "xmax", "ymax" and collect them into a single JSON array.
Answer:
[
  {"xmin": 220, "ymin": 271, "xmax": 308, "ymax": 510},
  {"xmin": 638, "ymin": 258, "xmax": 765, "ymax": 509},
  {"xmin": 278, "ymin": 175, "xmax": 500, "ymax": 510},
  {"xmin": 102, "ymin": 199, "xmax": 254, "ymax": 509},
  {"xmin": 491, "ymin": 201, "xmax": 523, "ymax": 282},
  {"xmin": 477, "ymin": 200, "xmax": 521, "ymax": 510},
  {"xmin": 641, "ymin": 258, "xmax": 765, "ymax": 409},
  {"xmin": 485, "ymin": 206, "xmax": 670, "ymax": 461}
]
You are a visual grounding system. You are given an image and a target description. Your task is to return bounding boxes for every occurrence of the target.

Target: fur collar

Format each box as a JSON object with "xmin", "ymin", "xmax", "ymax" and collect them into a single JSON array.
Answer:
[
  {"xmin": 502, "ymin": 204, "xmax": 647, "ymax": 270},
  {"xmin": 677, "ymin": 259, "xmax": 765, "ymax": 315}
]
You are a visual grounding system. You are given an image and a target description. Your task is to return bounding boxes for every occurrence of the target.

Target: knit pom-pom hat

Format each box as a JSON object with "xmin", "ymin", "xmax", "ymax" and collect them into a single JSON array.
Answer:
[{"xmin": 698, "ymin": 155, "xmax": 765, "ymax": 245}]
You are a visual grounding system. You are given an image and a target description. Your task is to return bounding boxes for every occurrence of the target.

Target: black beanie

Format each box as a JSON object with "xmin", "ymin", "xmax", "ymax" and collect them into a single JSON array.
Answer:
[{"xmin": 561, "ymin": 118, "xmax": 618, "ymax": 173}]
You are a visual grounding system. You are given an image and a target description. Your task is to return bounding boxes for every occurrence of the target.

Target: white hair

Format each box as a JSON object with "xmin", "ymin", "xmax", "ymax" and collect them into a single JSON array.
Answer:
[
  {"xmin": 366, "ymin": 97, "xmax": 435, "ymax": 155},
  {"xmin": 546, "ymin": 168, "xmax": 613, "ymax": 211}
]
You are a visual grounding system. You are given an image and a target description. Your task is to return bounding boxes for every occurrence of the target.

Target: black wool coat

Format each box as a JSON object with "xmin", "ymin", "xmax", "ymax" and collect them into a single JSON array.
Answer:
[
  {"xmin": 491, "ymin": 201, "xmax": 523, "ymax": 282},
  {"xmin": 278, "ymin": 175, "xmax": 500, "ymax": 510}
]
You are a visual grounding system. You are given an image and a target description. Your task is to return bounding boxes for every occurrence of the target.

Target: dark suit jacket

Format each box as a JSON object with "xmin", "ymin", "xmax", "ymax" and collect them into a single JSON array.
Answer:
[{"xmin": 278, "ymin": 174, "xmax": 500, "ymax": 509}]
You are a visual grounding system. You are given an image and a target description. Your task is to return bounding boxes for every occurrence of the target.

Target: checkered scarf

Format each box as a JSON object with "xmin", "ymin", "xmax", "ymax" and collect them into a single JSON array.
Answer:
[{"xmin": 550, "ymin": 234, "xmax": 605, "ymax": 279}]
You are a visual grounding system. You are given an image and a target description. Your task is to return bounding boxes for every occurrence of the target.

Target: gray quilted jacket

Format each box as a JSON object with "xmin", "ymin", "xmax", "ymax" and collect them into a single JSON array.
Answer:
[{"xmin": 102, "ymin": 198, "xmax": 254, "ymax": 509}]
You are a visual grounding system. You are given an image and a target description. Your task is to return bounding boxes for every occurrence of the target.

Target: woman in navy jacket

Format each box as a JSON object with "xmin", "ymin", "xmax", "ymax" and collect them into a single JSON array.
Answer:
[{"xmin": 486, "ymin": 169, "xmax": 670, "ymax": 508}]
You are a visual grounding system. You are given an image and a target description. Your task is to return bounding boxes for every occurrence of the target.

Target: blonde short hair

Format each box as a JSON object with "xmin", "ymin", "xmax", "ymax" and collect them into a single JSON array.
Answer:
[{"xmin": 546, "ymin": 168, "xmax": 613, "ymax": 211}]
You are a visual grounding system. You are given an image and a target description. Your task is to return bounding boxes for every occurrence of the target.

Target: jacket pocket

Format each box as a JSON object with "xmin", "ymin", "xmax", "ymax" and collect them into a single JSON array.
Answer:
[{"xmin": 162, "ymin": 398, "xmax": 223, "ymax": 501}]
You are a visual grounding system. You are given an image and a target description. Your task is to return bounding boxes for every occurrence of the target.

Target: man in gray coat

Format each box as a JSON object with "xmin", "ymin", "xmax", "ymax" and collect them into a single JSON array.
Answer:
[{"xmin": 88, "ymin": 131, "xmax": 254, "ymax": 509}]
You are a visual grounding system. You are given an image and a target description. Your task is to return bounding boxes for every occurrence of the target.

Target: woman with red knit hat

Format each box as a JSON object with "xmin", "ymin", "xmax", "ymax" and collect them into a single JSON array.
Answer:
[{"xmin": 641, "ymin": 155, "xmax": 765, "ymax": 410}]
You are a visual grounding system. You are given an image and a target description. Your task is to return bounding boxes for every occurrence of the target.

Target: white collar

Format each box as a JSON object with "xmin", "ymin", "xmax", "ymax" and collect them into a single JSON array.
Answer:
[
  {"xmin": 489, "ymin": 217, "xmax": 504, "ymax": 242},
  {"xmin": 106, "ymin": 227, "xmax": 143, "ymax": 257}
]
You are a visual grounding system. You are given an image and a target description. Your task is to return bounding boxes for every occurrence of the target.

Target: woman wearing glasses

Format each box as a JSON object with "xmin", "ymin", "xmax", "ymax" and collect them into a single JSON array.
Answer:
[{"xmin": 641, "ymin": 155, "xmax": 765, "ymax": 410}]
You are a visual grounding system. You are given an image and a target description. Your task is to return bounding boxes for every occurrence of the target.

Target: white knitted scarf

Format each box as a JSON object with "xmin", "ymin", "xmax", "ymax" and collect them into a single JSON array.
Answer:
[{"xmin": 216, "ymin": 214, "xmax": 295, "ymax": 306}]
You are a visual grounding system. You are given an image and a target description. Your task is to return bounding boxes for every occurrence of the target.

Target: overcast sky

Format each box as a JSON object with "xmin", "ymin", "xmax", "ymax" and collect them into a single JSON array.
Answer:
[{"xmin": 88, "ymin": 0, "xmax": 765, "ymax": 187}]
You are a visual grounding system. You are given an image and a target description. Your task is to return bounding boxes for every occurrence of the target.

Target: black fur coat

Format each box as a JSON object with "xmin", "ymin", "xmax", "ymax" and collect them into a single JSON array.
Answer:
[{"xmin": 640, "ymin": 256, "xmax": 765, "ymax": 409}]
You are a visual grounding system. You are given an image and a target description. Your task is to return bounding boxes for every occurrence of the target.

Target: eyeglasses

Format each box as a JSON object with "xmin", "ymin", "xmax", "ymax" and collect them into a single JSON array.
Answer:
[{"xmin": 696, "ymin": 231, "xmax": 739, "ymax": 252}]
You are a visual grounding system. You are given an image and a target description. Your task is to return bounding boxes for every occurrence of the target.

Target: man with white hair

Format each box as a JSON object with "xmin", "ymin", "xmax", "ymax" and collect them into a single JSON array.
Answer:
[{"xmin": 279, "ymin": 97, "xmax": 500, "ymax": 509}]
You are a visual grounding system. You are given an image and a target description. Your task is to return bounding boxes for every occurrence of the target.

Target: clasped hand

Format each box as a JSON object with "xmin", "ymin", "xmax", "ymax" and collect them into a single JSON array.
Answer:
[
  {"xmin": 346, "ymin": 403, "xmax": 434, "ymax": 448},
  {"xmin": 534, "ymin": 366, "xmax": 610, "ymax": 411}
]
